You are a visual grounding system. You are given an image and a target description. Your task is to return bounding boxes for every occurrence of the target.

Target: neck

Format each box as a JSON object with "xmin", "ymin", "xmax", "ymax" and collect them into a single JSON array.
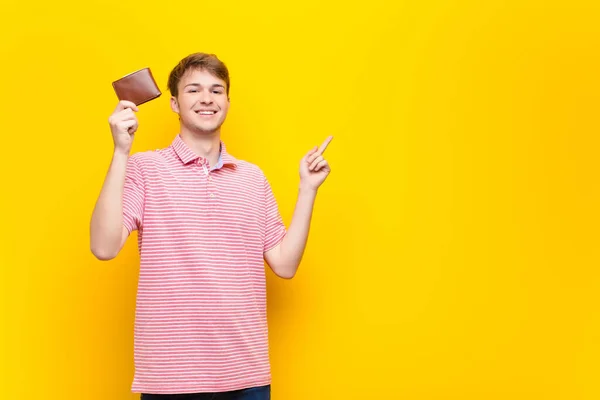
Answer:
[{"xmin": 179, "ymin": 128, "xmax": 221, "ymax": 167}]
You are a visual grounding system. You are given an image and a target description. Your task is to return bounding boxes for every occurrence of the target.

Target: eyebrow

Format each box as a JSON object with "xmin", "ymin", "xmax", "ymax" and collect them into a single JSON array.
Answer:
[{"xmin": 184, "ymin": 83, "xmax": 225, "ymax": 89}]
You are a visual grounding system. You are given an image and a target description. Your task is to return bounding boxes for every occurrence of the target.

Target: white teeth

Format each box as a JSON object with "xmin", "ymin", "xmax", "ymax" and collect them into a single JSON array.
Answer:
[{"xmin": 198, "ymin": 111, "xmax": 215, "ymax": 115}]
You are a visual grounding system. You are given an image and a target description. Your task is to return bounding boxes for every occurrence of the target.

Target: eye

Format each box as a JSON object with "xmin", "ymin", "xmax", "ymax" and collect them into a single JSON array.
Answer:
[{"xmin": 212, "ymin": 90, "xmax": 223, "ymax": 94}]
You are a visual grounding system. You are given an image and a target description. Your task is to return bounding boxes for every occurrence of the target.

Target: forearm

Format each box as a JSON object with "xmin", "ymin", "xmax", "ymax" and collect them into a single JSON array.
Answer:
[
  {"xmin": 90, "ymin": 151, "xmax": 128, "ymax": 260},
  {"xmin": 276, "ymin": 185, "xmax": 318, "ymax": 276}
]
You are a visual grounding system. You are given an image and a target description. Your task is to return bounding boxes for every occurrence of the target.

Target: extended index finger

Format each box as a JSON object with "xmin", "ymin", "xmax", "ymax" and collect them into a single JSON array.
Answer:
[{"xmin": 317, "ymin": 135, "xmax": 334, "ymax": 155}]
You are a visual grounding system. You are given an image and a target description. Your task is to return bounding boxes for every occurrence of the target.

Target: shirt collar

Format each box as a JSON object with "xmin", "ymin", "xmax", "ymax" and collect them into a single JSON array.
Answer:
[{"xmin": 171, "ymin": 134, "xmax": 238, "ymax": 169}]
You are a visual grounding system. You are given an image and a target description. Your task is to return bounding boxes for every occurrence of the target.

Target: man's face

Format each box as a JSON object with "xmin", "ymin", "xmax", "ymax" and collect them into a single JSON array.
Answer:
[{"xmin": 171, "ymin": 68, "xmax": 230, "ymax": 135}]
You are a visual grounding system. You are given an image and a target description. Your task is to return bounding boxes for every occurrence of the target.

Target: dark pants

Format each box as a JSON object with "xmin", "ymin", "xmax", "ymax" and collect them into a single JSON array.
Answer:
[{"xmin": 141, "ymin": 385, "xmax": 270, "ymax": 400}]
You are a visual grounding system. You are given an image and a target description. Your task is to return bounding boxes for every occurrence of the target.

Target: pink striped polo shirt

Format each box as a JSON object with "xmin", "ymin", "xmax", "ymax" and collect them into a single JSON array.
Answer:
[{"xmin": 122, "ymin": 134, "xmax": 286, "ymax": 394}]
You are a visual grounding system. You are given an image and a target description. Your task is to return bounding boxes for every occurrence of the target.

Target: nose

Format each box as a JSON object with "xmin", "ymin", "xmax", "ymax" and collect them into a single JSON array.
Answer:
[{"xmin": 199, "ymin": 90, "xmax": 213, "ymax": 104}]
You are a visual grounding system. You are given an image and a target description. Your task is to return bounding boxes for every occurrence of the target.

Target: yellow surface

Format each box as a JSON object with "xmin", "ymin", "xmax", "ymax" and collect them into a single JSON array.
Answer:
[{"xmin": 2, "ymin": 1, "xmax": 600, "ymax": 399}]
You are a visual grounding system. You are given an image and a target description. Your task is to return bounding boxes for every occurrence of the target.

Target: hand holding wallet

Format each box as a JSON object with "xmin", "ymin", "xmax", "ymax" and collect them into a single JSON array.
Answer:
[{"xmin": 112, "ymin": 67, "xmax": 161, "ymax": 106}]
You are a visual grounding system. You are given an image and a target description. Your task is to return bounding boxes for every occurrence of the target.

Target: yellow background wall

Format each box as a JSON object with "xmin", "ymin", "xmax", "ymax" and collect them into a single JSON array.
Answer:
[{"xmin": 2, "ymin": 0, "xmax": 600, "ymax": 399}]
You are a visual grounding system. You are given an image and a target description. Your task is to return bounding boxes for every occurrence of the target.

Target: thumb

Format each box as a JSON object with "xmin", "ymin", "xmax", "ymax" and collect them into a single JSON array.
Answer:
[{"xmin": 304, "ymin": 145, "xmax": 318, "ymax": 160}]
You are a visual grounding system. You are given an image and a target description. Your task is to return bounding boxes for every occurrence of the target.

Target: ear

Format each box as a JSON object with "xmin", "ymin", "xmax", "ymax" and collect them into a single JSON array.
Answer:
[{"xmin": 170, "ymin": 96, "xmax": 180, "ymax": 114}]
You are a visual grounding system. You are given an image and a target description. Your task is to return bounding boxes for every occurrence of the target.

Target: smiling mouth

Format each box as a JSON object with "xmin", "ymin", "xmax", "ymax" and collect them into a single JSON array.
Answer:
[{"xmin": 195, "ymin": 110, "xmax": 217, "ymax": 115}]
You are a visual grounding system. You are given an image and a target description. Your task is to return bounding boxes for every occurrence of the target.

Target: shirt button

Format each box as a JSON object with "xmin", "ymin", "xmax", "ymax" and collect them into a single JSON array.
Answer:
[{"xmin": 210, "ymin": 193, "xmax": 215, "ymax": 198}]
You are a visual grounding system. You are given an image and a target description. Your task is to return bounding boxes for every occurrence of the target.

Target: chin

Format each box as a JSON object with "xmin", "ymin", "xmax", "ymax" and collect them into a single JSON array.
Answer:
[
  {"xmin": 180, "ymin": 118, "xmax": 221, "ymax": 135},
  {"xmin": 194, "ymin": 123, "xmax": 223, "ymax": 134}
]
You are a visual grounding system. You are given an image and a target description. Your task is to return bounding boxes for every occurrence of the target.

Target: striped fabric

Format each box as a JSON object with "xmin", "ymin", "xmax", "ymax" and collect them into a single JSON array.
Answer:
[{"xmin": 122, "ymin": 134, "xmax": 286, "ymax": 394}]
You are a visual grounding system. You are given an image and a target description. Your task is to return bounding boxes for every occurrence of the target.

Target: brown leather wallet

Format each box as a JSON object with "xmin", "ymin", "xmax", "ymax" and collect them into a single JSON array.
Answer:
[{"xmin": 112, "ymin": 67, "xmax": 161, "ymax": 106}]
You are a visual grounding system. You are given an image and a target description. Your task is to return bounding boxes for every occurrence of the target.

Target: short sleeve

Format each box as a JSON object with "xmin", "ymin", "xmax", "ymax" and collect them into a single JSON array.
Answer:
[
  {"xmin": 263, "ymin": 176, "xmax": 286, "ymax": 253},
  {"xmin": 122, "ymin": 156, "xmax": 145, "ymax": 234}
]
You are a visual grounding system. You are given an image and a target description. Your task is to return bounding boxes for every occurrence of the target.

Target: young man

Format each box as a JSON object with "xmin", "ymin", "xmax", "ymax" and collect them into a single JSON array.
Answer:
[{"xmin": 90, "ymin": 53, "xmax": 332, "ymax": 399}]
